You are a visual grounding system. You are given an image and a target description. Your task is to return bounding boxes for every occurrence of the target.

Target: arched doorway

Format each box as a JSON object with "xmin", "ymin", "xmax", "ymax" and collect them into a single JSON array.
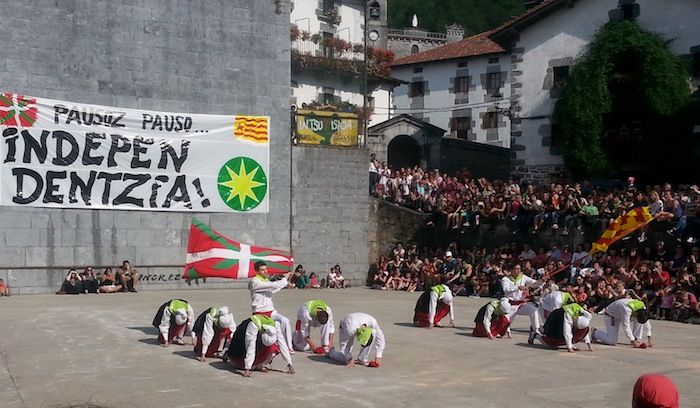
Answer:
[{"xmin": 388, "ymin": 135, "xmax": 421, "ymax": 169}]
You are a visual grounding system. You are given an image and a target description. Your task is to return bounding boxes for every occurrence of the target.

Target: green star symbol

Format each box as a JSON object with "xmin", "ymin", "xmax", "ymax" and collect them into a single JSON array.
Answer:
[{"xmin": 217, "ymin": 157, "xmax": 267, "ymax": 211}]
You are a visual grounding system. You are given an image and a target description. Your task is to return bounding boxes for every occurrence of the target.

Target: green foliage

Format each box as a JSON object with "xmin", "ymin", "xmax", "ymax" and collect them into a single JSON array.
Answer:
[
  {"xmin": 554, "ymin": 20, "xmax": 691, "ymax": 177},
  {"xmin": 388, "ymin": 0, "xmax": 525, "ymax": 35}
]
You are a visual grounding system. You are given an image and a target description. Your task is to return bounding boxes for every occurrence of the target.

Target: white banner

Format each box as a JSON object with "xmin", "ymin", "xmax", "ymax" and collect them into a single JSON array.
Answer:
[{"xmin": 0, "ymin": 92, "xmax": 270, "ymax": 212}]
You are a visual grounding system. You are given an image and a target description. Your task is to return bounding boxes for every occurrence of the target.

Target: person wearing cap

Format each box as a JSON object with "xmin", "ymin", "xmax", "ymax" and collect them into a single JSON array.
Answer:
[
  {"xmin": 192, "ymin": 306, "xmax": 236, "ymax": 362},
  {"xmin": 501, "ymin": 264, "xmax": 542, "ymax": 335},
  {"xmin": 327, "ymin": 312, "xmax": 385, "ymax": 368},
  {"xmin": 248, "ymin": 261, "xmax": 293, "ymax": 353},
  {"xmin": 632, "ymin": 374, "xmax": 679, "ymax": 408},
  {"xmin": 540, "ymin": 289, "xmax": 577, "ymax": 319},
  {"xmin": 152, "ymin": 299, "xmax": 195, "ymax": 347},
  {"xmin": 592, "ymin": 298, "xmax": 651, "ymax": 348},
  {"xmin": 292, "ymin": 300, "xmax": 335, "ymax": 353},
  {"xmin": 473, "ymin": 298, "xmax": 514, "ymax": 339},
  {"xmin": 529, "ymin": 303, "xmax": 593, "ymax": 352},
  {"xmin": 225, "ymin": 314, "xmax": 294, "ymax": 377},
  {"xmin": 413, "ymin": 283, "xmax": 455, "ymax": 328}
]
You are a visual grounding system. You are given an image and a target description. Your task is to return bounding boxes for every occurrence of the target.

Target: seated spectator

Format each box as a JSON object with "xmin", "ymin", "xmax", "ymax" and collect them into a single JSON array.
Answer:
[
  {"xmin": 327, "ymin": 267, "xmax": 338, "ymax": 288},
  {"xmin": 99, "ymin": 267, "xmax": 123, "ymax": 293},
  {"xmin": 334, "ymin": 266, "xmax": 346, "ymax": 288},
  {"xmin": 0, "ymin": 278, "xmax": 9, "ymax": 297},
  {"xmin": 295, "ymin": 266, "xmax": 310, "ymax": 289},
  {"xmin": 308, "ymin": 272, "xmax": 320, "ymax": 288},
  {"xmin": 117, "ymin": 260, "xmax": 139, "ymax": 293},
  {"xmin": 56, "ymin": 269, "xmax": 83, "ymax": 295},
  {"xmin": 80, "ymin": 266, "xmax": 99, "ymax": 294}
]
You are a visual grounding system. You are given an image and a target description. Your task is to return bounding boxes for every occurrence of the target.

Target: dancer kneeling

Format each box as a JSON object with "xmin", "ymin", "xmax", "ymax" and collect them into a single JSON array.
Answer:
[
  {"xmin": 292, "ymin": 300, "xmax": 335, "ymax": 353},
  {"xmin": 530, "ymin": 303, "xmax": 592, "ymax": 352},
  {"xmin": 152, "ymin": 299, "xmax": 195, "ymax": 347},
  {"xmin": 328, "ymin": 312, "xmax": 385, "ymax": 367},
  {"xmin": 413, "ymin": 283, "xmax": 455, "ymax": 328},
  {"xmin": 193, "ymin": 306, "xmax": 236, "ymax": 362},
  {"xmin": 473, "ymin": 298, "xmax": 514, "ymax": 339},
  {"xmin": 225, "ymin": 314, "xmax": 294, "ymax": 378}
]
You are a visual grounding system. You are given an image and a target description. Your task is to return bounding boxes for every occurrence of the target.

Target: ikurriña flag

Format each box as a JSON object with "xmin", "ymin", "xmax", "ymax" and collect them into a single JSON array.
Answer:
[
  {"xmin": 590, "ymin": 206, "xmax": 654, "ymax": 254},
  {"xmin": 183, "ymin": 219, "xmax": 293, "ymax": 280}
]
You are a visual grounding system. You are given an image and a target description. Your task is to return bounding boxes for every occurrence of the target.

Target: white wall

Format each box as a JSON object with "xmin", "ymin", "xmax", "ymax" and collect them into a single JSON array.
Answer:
[{"xmin": 392, "ymin": 55, "xmax": 512, "ymax": 148}]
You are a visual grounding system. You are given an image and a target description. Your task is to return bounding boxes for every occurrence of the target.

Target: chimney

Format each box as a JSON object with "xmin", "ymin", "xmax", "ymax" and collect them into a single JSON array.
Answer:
[{"xmin": 445, "ymin": 24, "xmax": 465, "ymax": 43}]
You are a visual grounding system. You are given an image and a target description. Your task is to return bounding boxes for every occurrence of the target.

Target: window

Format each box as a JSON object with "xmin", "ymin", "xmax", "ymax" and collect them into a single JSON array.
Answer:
[
  {"xmin": 413, "ymin": 67, "xmax": 422, "ymax": 73},
  {"xmin": 550, "ymin": 124, "xmax": 562, "ymax": 148},
  {"xmin": 322, "ymin": 0, "xmax": 334, "ymax": 14},
  {"xmin": 488, "ymin": 57, "xmax": 499, "ymax": 64},
  {"xmin": 322, "ymin": 32, "xmax": 333, "ymax": 58},
  {"xmin": 367, "ymin": 96, "xmax": 375, "ymax": 110},
  {"xmin": 483, "ymin": 112, "xmax": 499, "ymax": 129},
  {"xmin": 409, "ymin": 81, "xmax": 425, "ymax": 97},
  {"xmin": 451, "ymin": 117, "xmax": 471, "ymax": 139},
  {"xmin": 457, "ymin": 60, "xmax": 468, "ymax": 68},
  {"xmin": 321, "ymin": 87, "xmax": 337, "ymax": 105},
  {"xmin": 553, "ymin": 66, "xmax": 569, "ymax": 89},
  {"xmin": 454, "ymin": 76, "xmax": 470, "ymax": 93},
  {"xmin": 486, "ymin": 72, "xmax": 502, "ymax": 94},
  {"xmin": 369, "ymin": 1, "xmax": 380, "ymax": 20},
  {"xmin": 411, "ymin": 45, "xmax": 419, "ymax": 55}
]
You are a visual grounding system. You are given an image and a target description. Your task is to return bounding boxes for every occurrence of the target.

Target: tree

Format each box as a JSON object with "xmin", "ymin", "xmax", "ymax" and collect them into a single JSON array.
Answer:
[{"xmin": 554, "ymin": 20, "xmax": 692, "ymax": 179}]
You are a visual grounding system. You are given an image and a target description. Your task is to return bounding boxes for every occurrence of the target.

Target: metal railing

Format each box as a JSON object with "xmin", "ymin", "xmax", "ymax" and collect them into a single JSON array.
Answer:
[{"xmin": 291, "ymin": 39, "xmax": 364, "ymax": 61}]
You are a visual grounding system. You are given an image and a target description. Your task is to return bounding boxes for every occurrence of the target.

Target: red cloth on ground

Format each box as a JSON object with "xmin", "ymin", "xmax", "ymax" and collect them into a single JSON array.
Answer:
[
  {"xmin": 473, "ymin": 315, "xmax": 510, "ymax": 337},
  {"xmin": 632, "ymin": 374, "xmax": 679, "ymax": 408},
  {"xmin": 413, "ymin": 303, "xmax": 450, "ymax": 327},
  {"xmin": 194, "ymin": 328, "xmax": 232, "ymax": 357},
  {"xmin": 158, "ymin": 323, "xmax": 186, "ymax": 344},
  {"xmin": 231, "ymin": 343, "xmax": 281, "ymax": 369},
  {"xmin": 540, "ymin": 327, "xmax": 589, "ymax": 348}
]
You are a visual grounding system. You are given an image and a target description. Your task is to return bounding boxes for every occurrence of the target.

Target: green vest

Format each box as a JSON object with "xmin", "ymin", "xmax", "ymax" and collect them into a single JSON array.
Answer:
[
  {"xmin": 306, "ymin": 300, "xmax": 328, "ymax": 319},
  {"xmin": 563, "ymin": 303, "xmax": 583, "ymax": 318},
  {"xmin": 489, "ymin": 300, "xmax": 502, "ymax": 315},
  {"xmin": 251, "ymin": 314, "xmax": 275, "ymax": 330},
  {"xmin": 627, "ymin": 299, "xmax": 646, "ymax": 313},
  {"xmin": 209, "ymin": 307, "xmax": 219, "ymax": 325},
  {"xmin": 561, "ymin": 292, "xmax": 575, "ymax": 306},
  {"xmin": 355, "ymin": 326, "xmax": 373, "ymax": 346},
  {"xmin": 169, "ymin": 299, "xmax": 188, "ymax": 314},
  {"xmin": 431, "ymin": 284, "xmax": 446, "ymax": 297},
  {"xmin": 255, "ymin": 274, "xmax": 270, "ymax": 282}
]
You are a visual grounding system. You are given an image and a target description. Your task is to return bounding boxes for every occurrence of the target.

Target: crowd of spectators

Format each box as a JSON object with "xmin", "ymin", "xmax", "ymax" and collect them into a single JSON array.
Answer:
[
  {"xmin": 370, "ymin": 234, "xmax": 700, "ymax": 324},
  {"xmin": 369, "ymin": 159, "xmax": 700, "ymax": 243},
  {"xmin": 56, "ymin": 260, "xmax": 140, "ymax": 294}
]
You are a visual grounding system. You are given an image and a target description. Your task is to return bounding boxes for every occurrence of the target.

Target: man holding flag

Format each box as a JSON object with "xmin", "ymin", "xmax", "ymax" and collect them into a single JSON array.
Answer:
[{"xmin": 249, "ymin": 261, "xmax": 294, "ymax": 353}]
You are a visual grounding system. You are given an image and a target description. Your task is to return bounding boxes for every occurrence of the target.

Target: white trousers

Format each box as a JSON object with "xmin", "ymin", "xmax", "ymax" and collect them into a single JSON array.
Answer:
[
  {"xmin": 328, "ymin": 329, "xmax": 372, "ymax": 364},
  {"xmin": 270, "ymin": 310, "xmax": 293, "ymax": 351},
  {"xmin": 507, "ymin": 303, "xmax": 541, "ymax": 332},
  {"xmin": 593, "ymin": 315, "xmax": 651, "ymax": 345},
  {"xmin": 292, "ymin": 321, "xmax": 332, "ymax": 351}
]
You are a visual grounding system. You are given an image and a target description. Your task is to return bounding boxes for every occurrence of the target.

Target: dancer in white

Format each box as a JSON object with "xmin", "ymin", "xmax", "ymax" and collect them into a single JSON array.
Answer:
[
  {"xmin": 592, "ymin": 298, "xmax": 651, "ymax": 348},
  {"xmin": 248, "ymin": 261, "xmax": 293, "ymax": 352},
  {"xmin": 328, "ymin": 312, "xmax": 385, "ymax": 368},
  {"xmin": 292, "ymin": 300, "xmax": 335, "ymax": 353},
  {"xmin": 501, "ymin": 264, "xmax": 541, "ymax": 335}
]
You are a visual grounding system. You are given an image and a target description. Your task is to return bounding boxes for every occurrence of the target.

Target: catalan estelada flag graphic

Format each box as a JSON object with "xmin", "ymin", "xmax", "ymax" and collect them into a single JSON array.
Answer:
[
  {"xmin": 591, "ymin": 206, "xmax": 654, "ymax": 254},
  {"xmin": 234, "ymin": 115, "xmax": 269, "ymax": 143}
]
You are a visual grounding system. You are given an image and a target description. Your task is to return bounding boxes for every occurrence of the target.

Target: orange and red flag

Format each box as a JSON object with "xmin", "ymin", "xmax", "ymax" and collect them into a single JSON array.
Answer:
[{"xmin": 590, "ymin": 206, "xmax": 654, "ymax": 254}]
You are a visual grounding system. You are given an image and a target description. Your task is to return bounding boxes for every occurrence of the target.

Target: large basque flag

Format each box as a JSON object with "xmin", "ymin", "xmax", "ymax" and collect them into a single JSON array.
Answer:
[{"xmin": 183, "ymin": 219, "xmax": 294, "ymax": 280}]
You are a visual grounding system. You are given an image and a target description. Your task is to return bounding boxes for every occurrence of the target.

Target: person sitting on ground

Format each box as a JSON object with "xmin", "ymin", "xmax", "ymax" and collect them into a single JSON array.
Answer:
[
  {"xmin": 56, "ymin": 269, "xmax": 83, "ymax": 295},
  {"xmin": 224, "ymin": 314, "xmax": 294, "ymax": 377},
  {"xmin": 80, "ymin": 266, "xmax": 99, "ymax": 294},
  {"xmin": 192, "ymin": 306, "xmax": 236, "ymax": 362},
  {"xmin": 0, "ymin": 278, "xmax": 9, "ymax": 297},
  {"xmin": 98, "ymin": 267, "xmax": 122, "ymax": 293},
  {"xmin": 294, "ymin": 265, "xmax": 310, "ymax": 289},
  {"xmin": 308, "ymin": 272, "xmax": 320, "ymax": 288},
  {"xmin": 333, "ymin": 265, "xmax": 346, "ymax": 288},
  {"xmin": 152, "ymin": 299, "xmax": 195, "ymax": 347},
  {"xmin": 117, "ymin": 260, "xmax": 139, "ymax": 293},
  {"xmin": 327, "ymin": 267, "xmax": 338, "ymax": 288}
]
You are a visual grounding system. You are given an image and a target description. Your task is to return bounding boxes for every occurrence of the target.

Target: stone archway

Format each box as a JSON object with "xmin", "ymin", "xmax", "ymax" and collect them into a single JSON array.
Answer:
[{"xmin": 388, "ymin": 135, "xmax": 421, "ymax": 169}]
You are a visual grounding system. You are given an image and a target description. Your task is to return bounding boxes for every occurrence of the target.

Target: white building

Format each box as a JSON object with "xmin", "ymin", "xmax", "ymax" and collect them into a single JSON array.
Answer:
[
  {"xmin": 290, "ymin": 0, "xmax": 394, "ymax": 128},
  {"xmin": 384, "ymin": 0, "xmax": 700, "ymax": 180}
]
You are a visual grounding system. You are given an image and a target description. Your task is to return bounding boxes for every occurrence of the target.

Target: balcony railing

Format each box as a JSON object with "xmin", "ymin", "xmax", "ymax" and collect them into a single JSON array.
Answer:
[
  {"xmin": 292, "ymin": 39, "xmax": 364, "ymax": 61},
  {"xmin": 387, "ymin": 28, "xmax": 447, "ymax": 41}
]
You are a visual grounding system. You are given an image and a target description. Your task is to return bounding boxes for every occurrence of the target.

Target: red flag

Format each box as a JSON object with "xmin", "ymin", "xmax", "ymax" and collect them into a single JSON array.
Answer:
[{"xmin": 182, "ymin": 219, "xmax": 293, "ymax": 280}]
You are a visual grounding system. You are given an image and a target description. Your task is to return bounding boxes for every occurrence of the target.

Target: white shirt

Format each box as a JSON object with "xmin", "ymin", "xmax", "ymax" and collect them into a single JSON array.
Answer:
[
  {"xmin": 339, "ymin": 312, "xmax": 385, "ymax": 359},
  {"xmin": 248, "ymin": 276, "xmax": 288, "ymax": 313},
  {"xmin": 481, "ymin": 303, "xmax": 498, "ymax": 334},
  {"xmin": 297, "ymin": 304, "xmax": 335, "ymax": 338},
  {"xmin": 244, "ymin": 321, "xmax": 292, "ymax": 370},
  {"xmin": 563, "ymin": 309, "xmax": 592, "ymax": 350},
  {"xmin": 428, "ymin": 285, "xmax": 455, "ymax": 324},
  {"xmin": 501, "ymin": 274, "xmax": 537, "ymax": 301},
  {"xmin": 200, "ymin": 312, "xmax": 236, "ymax": 354},
  {"xmin": 604, "ymin": 298, "xmax": 643, "ymax": 342}
]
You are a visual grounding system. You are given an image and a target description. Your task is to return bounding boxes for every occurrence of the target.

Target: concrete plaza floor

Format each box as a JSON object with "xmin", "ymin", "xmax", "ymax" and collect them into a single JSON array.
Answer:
[{"xmin": 1, "ymin": 288, "xmax": 698, "ymax": 408}]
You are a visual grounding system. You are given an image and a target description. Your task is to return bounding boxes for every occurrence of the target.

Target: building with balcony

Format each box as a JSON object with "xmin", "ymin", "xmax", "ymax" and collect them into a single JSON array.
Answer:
[
  {"xmin": 387, "ymin": 24, "xmax": 465, "ymax": 59},
  {"xmin": 290, "ymin": 0, "xmax": 394, "ymax": 129}
]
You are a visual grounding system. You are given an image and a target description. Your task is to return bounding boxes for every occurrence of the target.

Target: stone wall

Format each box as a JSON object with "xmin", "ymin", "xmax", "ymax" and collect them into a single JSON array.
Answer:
[
  {"xmin": 368, "ymin": 198, "xmax": 430, "ymax": 265},
  {"xmin": 291, "ymin": 145, "xmax": 370, "ymax": 285},
  {"xmin": 0, "ymin": 0, "xmax": 293, "ymax": 294}
]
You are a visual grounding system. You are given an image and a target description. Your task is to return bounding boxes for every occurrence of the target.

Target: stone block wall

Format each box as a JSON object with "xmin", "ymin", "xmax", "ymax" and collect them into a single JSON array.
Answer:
[
  {"xmin": 368, "ymin": 198, "xmax": 430, "ymax": 265},
  {"xmin": 291, "ymin": 145, "xmax": 370, "ymax": 285},
  {"xmin": 0, "ymin": 0, "xmax": 292, "ymax": 294}
]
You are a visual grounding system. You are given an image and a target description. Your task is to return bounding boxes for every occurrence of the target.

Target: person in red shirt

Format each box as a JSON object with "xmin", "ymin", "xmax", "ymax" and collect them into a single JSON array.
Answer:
[{"xmin": 651, "ymin": 261, "xmax": 671, "ymax": 288}]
